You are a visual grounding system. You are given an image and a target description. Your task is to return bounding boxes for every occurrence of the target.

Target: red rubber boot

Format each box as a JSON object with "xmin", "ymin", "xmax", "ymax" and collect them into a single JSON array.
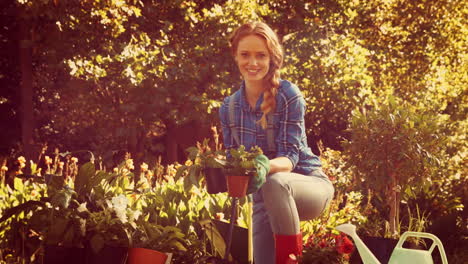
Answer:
[{"xmin": 274, "ymin": 233, "xmax": 303, "ymax": 264}]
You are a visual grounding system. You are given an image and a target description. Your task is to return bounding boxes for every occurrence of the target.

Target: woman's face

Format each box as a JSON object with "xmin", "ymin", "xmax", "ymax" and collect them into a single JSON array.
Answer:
[{"xmin": 234, "ymin": 34, "xmax": 271, "ymax": 85}]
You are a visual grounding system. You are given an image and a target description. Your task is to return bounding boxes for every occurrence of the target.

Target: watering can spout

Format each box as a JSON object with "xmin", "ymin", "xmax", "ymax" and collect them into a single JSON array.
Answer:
[{"xmin": 336, "ymin": 224, "xmax": 381, "ymax": 264}]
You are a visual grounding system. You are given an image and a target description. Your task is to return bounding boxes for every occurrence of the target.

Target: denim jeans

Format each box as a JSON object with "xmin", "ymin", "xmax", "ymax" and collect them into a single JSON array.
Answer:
[{"xmin": 252, "ymin": 169, "xmax": 334, "ymax": 264}]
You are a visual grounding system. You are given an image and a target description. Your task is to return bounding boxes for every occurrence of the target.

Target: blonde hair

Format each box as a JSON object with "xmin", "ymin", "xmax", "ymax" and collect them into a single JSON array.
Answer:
[{"xmin": 229, "ymin": 22, "xmax": 283, "ymax": 129}]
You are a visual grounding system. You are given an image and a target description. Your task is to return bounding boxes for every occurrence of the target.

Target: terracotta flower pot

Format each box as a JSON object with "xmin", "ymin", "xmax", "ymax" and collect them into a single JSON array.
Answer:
[
  {"xmin": 226, "ymin": 174, "xmax": 250, "ymax": 197},
  {"xmin": 128, "ymin": 247, "xmax": 168, "ymax": 264}
]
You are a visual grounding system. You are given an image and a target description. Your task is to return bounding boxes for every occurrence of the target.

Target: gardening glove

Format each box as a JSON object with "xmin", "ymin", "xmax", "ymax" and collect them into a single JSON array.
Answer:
[{"xmin": 247, "ymin": 154, "xmax": 270, "ymax": 194}]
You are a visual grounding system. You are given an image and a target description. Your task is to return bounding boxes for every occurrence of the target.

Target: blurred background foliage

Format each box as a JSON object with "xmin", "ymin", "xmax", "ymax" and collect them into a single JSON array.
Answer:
[
  {"xmin": 0, "ymin": 0, "xmax": 466, "ymax": 261},
  {"xmin": 1, "ymin": 0, "xmax": 465, "ymax": 162}
]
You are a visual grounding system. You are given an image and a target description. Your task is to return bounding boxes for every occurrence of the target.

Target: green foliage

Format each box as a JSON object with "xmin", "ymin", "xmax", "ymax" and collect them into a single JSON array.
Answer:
[
  {"xmin": 150, "ymin": 166, "xmax": 251, "ymax": 232},
  {"xmin": 0, "ymin": 177, "xmax": 46, "ymax": 260},
  {"xmin": 0, "ymin": 151, "xmax": 268, "ymax": 262},
  {"xmin": 282, "ymin": 22, "xmax": 376, "ymax": 148},
  {"xmin": 342, "ymin": 96, "xmax": 449, "ymax": 236},
  {"xmin": 74, "ymin": 162, "xmax": 96, "ymax": 195},
  {"xmin": 1, "ymin": 140, "xmax": 466, "ymax": 262},
  {"xmin": 343, "ymin": 96, "xmax": 447, "ymax": 194},
  {"xmin": 4, "ymin": 0, "xmax": 465, "ymax": 170},
  {"xmin": 301, "ymin": 191, "xmax": 366, "ymax": 243},
  {"xmin": 225, "ymin": 145, "xmax": 263, "ymax": 176},
  {"xmin": 177, "ymin": 139, "xmax": 226, "ymax": 191},
  {"xmin": 2, "ymin": 0, "xmax": 467, "ymax": 260}
]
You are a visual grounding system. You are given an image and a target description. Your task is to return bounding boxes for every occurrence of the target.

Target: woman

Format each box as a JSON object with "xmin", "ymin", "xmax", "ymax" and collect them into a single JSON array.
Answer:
[{"xmin": 219, "ymin": 22, "xmax": 334, "ymax": 264}]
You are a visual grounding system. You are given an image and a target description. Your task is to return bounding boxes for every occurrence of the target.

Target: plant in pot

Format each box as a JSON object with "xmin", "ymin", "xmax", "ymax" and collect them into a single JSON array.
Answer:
[
  {"xmin": 180, "ymin": 139, "xmax": 227, "ymax": 194},
  {"xmin": 342, "ymin": 96, "xmax": 446, "ymax": 262},
  {"xmin": 224, "ymin": 145, "xmax": 263, "ymax": 198},
  {"xmin": 60, "ymin": 161, "xmax": 139, "ymax": 263},
  {"xmin": 130, "ymin": 221, "xmax": 207, "ymax": 264},
  {"xmin": 39, "ymin": 191, "xmax": 89, "ymax": 264},
  {"xmin": 82, "ymin": 192, "xmax": 147, "ymax": 264}
]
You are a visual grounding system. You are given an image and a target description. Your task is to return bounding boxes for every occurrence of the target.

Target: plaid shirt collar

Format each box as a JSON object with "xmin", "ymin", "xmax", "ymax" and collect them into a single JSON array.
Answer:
[{"xmin": 238, "ymin": 81, "xmax": 265, "ymax": 113}]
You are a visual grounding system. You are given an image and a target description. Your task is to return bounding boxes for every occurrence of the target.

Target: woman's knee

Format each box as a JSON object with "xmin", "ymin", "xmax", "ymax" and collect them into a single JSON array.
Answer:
[{"xmin": 261, "ymin": 172, "xmax": 291, "ymax": 200}]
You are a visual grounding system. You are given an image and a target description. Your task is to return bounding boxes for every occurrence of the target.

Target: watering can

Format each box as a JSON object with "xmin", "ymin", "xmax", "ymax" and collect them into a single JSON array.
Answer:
[{"xmin": 335, "ymin": 224, "xmax": 448, "ymax": 264}]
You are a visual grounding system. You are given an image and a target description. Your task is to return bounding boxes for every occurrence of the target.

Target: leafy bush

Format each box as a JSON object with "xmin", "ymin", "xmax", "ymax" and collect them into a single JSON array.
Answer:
[{"xmin": 342, "ymin": 96, "xmax": 447, "ymax": 237}]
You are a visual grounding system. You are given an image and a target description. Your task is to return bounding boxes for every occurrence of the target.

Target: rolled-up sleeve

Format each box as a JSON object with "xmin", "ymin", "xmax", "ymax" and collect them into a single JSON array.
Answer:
[
  {"xmin": 219, "ymin": 97, "xmax": 233, "ymax": 150},
  {"xmin": 275, "ymin": 90, "xmax": 306, "ymax": 170}
]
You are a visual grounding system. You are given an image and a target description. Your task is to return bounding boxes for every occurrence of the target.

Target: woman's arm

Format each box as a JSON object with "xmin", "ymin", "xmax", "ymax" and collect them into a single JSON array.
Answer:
[
  {"xmin": 269, "ymin": 156, "xmax": 293, "ymax": 174},
  {"xmin": 275, "ymin": 82, "xmax": 307, "ymax": 172}
]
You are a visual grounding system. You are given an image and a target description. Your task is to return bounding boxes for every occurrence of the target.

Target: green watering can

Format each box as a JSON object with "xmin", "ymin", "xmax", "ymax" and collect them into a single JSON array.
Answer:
[{"xmin": 335, "ymin": 224, "xmax": 448, "ymax": 264}]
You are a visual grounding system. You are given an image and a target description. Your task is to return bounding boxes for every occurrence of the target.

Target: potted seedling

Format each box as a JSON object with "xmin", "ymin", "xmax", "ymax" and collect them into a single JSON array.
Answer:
[
  {"xmin": 224, "ymin": 145, "xmax": 263, "ymax": 198},
  {"xmin": 129, "ymin": 222, "xmax": 189, "ymax": 264},
  {"xmin": 183, "ymin": 138, "xmax": 227, "ymax": 194}
]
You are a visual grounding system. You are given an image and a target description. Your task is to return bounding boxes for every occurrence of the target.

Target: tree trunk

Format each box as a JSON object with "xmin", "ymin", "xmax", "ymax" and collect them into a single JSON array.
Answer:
[
  {"xmin": 389, "ymin": 187, "xmax": 397, "ymax": 237},
  {"xmin": 18, "ymin": 13, "xmax": 34, "ymax": 164},
  {"xmin": 165, "ymin": 124, "xmax": 178, "ymax": 164},
  {"xmin": 389, "ymin": 173, "xmax": 399, "ymax": 238},
  {"xmin": 128, "ymin": 125, "xmax": 145, "ymax": 184},
  {"xmin": 395, "ymin": 186, "xmax": 401, "ymax": 234}
]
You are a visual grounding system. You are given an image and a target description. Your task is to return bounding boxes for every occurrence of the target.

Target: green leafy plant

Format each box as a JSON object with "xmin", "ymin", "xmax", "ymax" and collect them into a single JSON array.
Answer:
[
  {"xmin": 343, "ymin": 96, "xmax": 447, "ymax": 237},
  {"xmin": 150, "ymin": 166, "xmax": 250, "ymax": 233},
  {"xmin": 132, "ymin": 221, "xmax": 209, "ymax": 264},
  {"xmin": 224, "ymin": 145, "xmax": 263, "ymax": 176},
  {"xmin": 177, "ymin": 139, "xmax": 226, "ymax": 191},
  {"xmin": 0, "ymin": 178, "xmax": 47, "ymax": 263}
]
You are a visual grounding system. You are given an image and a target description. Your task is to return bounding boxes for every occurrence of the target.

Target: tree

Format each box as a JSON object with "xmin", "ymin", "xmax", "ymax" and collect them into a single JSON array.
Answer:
[
  {"xmin": 4, "ymin": 0, "xmax": 465, "ymax": 171},
  {"xmin": 343, "ymin": 96, "xmax": 447, "ymax": 237},
  {"xmin": 0, "ymin": 0, "xmax": 21, "ymax": 156}
]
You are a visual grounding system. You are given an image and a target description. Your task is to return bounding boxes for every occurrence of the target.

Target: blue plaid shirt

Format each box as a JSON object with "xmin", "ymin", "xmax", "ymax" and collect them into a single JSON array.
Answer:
[{"xmin": 219, "ymin": 79, "xmax": 321, "ymax": 175}]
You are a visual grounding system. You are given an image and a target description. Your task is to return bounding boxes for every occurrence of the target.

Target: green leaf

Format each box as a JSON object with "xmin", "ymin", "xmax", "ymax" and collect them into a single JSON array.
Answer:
[
  {"xmin": 175, "ymin": 165, "xmax": 187, "ymax": 180},
  {"xmin": 50, "ymin": 189, "xmax": 72, "ymax": 208},
  {"xmin": 47, "ymin": 174, "xmax": 65, "ymax": 190},
  {"xmin": 89, "ymin": 171, "xmax": 107, "ymax": 189},
  {"xmin": 75, "ymin": 162, "xmax": 96, "ymax": 195},
  {"xmin": 186, "ymin": 147, "xmax": 199, "ymax": 161},
  {"xmin": 183, "ymin": 176, "xmax": 192, "ymax": 192},
  {"xmin": 14, "ymin": 178, "xmax": 24, "ymax": 193}
]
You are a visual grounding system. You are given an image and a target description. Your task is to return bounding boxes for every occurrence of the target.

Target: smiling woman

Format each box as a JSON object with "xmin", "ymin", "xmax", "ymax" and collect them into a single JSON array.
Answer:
[
  {"xmin": 218, "ymin": 22, "xmax": 334, "ymax": 264},
  {"xmin": 235, "ymin": 35, "xmax": 271, "ymax": 91},
  {"xmin": 229, "ymin": 22, "xmax": 283, "ymax": 130}
]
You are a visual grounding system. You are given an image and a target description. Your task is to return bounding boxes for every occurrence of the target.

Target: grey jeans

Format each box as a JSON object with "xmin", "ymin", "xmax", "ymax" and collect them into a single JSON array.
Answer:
[{"xmin": 252, "ymin": 169, "xmax": 334, "ymax": 264}]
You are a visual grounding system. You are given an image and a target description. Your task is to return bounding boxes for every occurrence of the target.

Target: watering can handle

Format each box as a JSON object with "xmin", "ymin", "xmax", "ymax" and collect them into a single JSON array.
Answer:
[{"xmin": 396, "ymin": 232, "xmax": 448, "ymax": 264}]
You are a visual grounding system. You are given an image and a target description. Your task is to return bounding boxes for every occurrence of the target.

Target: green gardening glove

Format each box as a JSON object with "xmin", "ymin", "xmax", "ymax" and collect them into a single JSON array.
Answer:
[{"xmin": 247, "ymin": 154, "xmax": 270, "ymax": 194}]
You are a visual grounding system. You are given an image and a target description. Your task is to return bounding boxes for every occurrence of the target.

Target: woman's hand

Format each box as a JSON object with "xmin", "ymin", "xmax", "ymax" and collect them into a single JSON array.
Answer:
[
  {"xmin": 268, "ymin": 156, "xmax": 293, "ymax": 174},
  {"xmin": 247, "ymin": 154, "xmax": 269, "ymax": 194}
]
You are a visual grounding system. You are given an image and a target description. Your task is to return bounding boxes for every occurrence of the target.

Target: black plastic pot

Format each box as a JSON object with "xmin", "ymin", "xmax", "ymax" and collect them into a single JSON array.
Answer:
[
  {"xmin": 212, "ymin": 219, "xmax": 249, "ymax": 264},
  {"xmin": 44, "ymin": 245, "xmax": 85, "ymax": 264},
  {"xmin": 85, "ymin": 246, "xmax": 128, "ymax": 264},
  {"xmin": 204, "ymin": 167, "xmax": 227, "ymax": 194},
  {"xmin": 349, "ymin": 236, "xmax": 398, "ymax": 264}
]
